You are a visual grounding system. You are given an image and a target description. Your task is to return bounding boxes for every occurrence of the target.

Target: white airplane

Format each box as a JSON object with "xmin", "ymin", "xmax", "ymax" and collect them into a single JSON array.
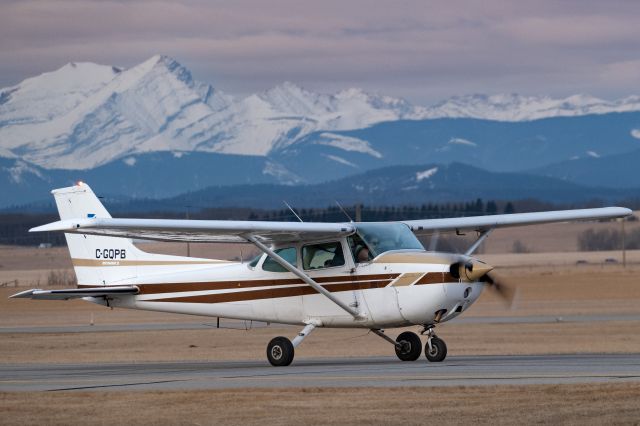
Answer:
[{"xmin": 11, "ymin": 183, "xmax": 631, "ymax": 366}]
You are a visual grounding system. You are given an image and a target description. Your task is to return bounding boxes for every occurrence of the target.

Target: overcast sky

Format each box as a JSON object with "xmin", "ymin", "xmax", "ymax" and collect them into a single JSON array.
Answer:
[{"xmin": 1, "ymin": 0, "xmax": 639, "ymax": 103}]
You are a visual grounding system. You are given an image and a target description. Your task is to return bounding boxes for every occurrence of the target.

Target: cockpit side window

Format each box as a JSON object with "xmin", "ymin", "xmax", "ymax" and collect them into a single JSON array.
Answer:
[
  {"xmin": 302, "ymin": 241, "xmax": 345, "ymax": 270},
  {"xmin": 262, "ymin": 247, "xmax": 297, "ymax": 272},
  {"xmin": 355, "ymin": 223, "xmax": 424, "ymax": 257},
  {"xmin": 248, "ymin": 254, "xmax": 262, "ymax": 268},
  {"xmin": 348, "ymin": 234, "xmax": 373, "ymax": 263}
]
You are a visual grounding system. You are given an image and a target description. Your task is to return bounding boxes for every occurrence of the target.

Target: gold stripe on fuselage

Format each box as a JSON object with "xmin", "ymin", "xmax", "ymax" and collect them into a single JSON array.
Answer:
[
  {"xmin": 388, "ymin": 272, "xmax": 425, "ymax": 287},
  {"xmin": 72, "ymin": 258, "xmax": 230, "ymax": 267}
]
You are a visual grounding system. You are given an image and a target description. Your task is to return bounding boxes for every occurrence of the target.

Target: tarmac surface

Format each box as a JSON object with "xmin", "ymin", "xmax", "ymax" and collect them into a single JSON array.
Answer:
[{"xmin": 2, "ymin": 354, "xmax": 639, "ymax": 392}]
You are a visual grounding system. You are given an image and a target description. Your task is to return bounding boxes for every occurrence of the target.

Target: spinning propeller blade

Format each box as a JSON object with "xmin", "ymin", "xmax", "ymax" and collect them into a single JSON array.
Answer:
[{"xmin": 480, "ymin": 272, "xmax": 516, "ymax": 307}]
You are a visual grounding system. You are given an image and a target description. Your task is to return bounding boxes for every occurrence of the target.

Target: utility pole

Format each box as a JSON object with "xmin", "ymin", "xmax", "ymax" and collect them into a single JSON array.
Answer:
[
  {"xmin": 186, "ymin": 206, "xmax": 191, "ymax": 257},
  {"xmin": 355, "ymin": 204, "xmax": 362, "ymax": 222},
  {"xmin": 622, "ymin": 218, "xmax": 626, "ymax": 268}
]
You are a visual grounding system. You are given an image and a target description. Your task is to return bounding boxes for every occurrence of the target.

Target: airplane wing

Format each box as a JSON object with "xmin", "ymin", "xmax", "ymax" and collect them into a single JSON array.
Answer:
[
  {"xmin": 29, "ymin": 208, "xmax": 630, "ymax": 243},
  {"xmin": 10, "ymin": 286, "xmax": 139, "ymax": 300},
  {"xmin": 30, "ymin": 218, "xmax": 355, "ymax": 244},
  {"xmin": 401, "ymin": 207, "xmax": 632, "ymax": 234}
]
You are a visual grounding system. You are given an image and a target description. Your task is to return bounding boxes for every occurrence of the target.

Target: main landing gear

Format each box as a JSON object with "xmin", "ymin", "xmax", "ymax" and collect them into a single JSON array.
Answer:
[
  {"xmin": 372, "ymin": 326, "xmax": 448, "ymax": 363},
  {"xmin": 266, "ymin": 323, "xmax": 316, "ymax": 367},
  {"xmin": 266, "ymin": 323, "xmax": 448, "ymax": 366}
]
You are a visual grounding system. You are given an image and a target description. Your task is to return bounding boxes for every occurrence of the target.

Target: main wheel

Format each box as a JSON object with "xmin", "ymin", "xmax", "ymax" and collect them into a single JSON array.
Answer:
[
  {"xmin": 395, "ymin": 331, "xmax": 422, "ymax": 361},
  {"xmin": 425, "ymin": 336, "xmax": 447, "ymax": 362},
  {"xmin": 267, "ymin": 336, "xmax": 294, "ymax": 366}
]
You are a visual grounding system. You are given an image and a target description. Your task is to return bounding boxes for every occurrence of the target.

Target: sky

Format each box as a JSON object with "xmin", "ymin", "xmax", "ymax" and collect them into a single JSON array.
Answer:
[{"xmin": 1, "ymin": 0, "xmax": 640, "ymax": 103}]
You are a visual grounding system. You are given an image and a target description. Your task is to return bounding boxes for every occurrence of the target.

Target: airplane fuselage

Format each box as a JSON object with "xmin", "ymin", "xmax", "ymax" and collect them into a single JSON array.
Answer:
[{"xmin": 95, "ymin": 250, "xmax": 485, "ymax": 328}]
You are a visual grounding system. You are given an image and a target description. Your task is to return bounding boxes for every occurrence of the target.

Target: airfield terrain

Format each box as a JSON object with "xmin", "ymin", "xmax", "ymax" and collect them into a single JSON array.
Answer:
[{"xmin": 1, "ymin": 216, "xmax": 640, "ymax": 424}]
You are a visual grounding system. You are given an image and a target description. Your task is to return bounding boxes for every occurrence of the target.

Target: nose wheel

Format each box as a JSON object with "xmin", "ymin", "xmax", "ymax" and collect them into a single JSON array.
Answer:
[
  {"xmin": 425, "ymin": 336, "xmax": 447, "ymax": 362},
  {"xmin": 422, "ymin": 325, "xmax": 447, "ymax": 362}
]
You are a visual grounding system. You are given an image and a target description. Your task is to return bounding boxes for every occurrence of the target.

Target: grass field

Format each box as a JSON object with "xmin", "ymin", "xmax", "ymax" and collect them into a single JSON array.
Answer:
[{"xmin": 2, "ymin": 384, "xmax": 640, "ymax": 425}]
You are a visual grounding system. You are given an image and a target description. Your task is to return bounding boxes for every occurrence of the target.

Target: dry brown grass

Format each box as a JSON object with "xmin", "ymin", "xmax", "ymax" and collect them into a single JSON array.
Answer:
[{"xmin": 2, "ymin": 383, "xmax": 640, "ymax": 425}]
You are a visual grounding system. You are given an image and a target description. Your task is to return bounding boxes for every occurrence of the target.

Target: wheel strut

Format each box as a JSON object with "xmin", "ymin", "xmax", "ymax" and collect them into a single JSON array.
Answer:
[
  {"xmin": 421, "ymin": 324, "xmax": 437, "ymax": 352},
  {"xmin": 370, "ymin": 328, "xmax": 402, "ymax": 349},
  {"xmin": 292, "ymin": 323, "xmax": 316, "ymax": 348}
]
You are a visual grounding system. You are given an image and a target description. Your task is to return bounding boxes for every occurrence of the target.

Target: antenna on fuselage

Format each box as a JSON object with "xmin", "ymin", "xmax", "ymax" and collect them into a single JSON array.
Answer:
[
  {"xmin": 283, "ymin": 201, "xmax": 304, "ymax": 223},
  {"xmin": 335, "ymin": 200, "xmax": 354, "ymax": 222}
]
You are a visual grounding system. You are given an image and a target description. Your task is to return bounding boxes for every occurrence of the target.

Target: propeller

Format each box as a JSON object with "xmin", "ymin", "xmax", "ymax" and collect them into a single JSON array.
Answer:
[
  {"xmin": 480, "ymin": 272, "xmax": 516, "ymax": 307},
  {"xmin": 449, "ymin": 260, "xmax": 516, "ymax": 307},
  {"xmin": 449, "ymin": 259, "xmax": 494, "ymax": 282}
]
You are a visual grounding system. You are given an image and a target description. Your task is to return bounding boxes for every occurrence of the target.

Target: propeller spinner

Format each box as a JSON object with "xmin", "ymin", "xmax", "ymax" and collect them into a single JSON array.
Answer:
[{"xmin": 450, "ymin": 259, "xmax": 515, "ymax": 306}]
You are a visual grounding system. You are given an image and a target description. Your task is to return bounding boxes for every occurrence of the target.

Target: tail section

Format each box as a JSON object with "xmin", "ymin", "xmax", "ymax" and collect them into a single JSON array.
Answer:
[{"xmin": 52, "ymin": 183, "xmax": 223, "ymax": 286}]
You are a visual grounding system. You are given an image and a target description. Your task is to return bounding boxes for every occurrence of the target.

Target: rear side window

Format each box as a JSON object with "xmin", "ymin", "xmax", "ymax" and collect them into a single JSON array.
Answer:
[
  {"xmin": 303, "ymin": 242, "xmax": 345, "ymax": 270},
  {"xmin": 262, "ymin": 247, "xmax": 297, "ymax": 272}
]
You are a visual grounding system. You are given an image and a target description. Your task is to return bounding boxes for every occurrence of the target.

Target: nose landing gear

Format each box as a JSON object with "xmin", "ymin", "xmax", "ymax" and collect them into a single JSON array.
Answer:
[{"xmin": 421, "ymin": 325, "xmax": 447, "ymax": 362}]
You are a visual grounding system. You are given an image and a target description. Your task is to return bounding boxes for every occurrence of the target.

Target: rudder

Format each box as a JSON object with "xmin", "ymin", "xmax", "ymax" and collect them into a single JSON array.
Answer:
[{"xmin": 52, "ymin": 183, "xmax": 219, "ymax": 286}]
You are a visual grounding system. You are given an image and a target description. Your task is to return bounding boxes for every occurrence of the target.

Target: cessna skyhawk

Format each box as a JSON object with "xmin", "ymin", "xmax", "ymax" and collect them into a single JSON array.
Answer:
[{"xmin": 11, "ymin": 183, "xmax": 631, "ymax": 366}]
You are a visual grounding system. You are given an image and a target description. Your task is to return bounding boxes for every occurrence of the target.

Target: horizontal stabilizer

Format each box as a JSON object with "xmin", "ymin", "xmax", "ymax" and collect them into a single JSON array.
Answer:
[{"xmin": 9, "ymin": 286, "xmax": 139, "ymax": 300}]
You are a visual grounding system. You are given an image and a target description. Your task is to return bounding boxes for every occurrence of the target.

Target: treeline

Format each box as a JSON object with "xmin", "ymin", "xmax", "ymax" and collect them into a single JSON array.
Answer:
[
  {"xmin": 245, "ymin": 199, "xmax": 516, "ymax": 222},
  {"xmin": 1, "ymin": 198, "xmax": 514, "ymax": 246},
  {"xmin": 578, "ymin": 227, "xmax": 640, "ymax": 251},
  {"xmin": 1, "ymin": 198, "xmax": 634, "ymax": 247}
]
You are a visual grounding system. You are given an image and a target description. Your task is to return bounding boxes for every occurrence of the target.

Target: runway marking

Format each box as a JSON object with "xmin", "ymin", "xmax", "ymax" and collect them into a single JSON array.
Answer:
[{"xmin": 47, "ymin": 379, "xmax": 188, "ymax": 392}]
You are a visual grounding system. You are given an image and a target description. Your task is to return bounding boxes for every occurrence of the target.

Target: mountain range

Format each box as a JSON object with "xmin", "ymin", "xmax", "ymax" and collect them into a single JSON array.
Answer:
[{"xmin": 1, "ymin": 55, "xmax": 639, "ymax": 209}]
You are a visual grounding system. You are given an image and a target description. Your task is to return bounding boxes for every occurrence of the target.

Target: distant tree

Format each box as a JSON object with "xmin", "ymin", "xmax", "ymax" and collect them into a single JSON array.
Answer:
[
  {"xmin": 503, "ymin": 202, "xmax": 515, "ymax": 214},
  {"xmin": 486, "ymin": 200, "xmax": 498, "ymax": 215},
  {"xmin": 577, "ymin": 229, "xmax": 619, "ymax": 251},
  {"xmin": 474, "ymin": 198, "xmax": 484, "ymax": 215},
  {"xmin": 512, "ymin": 240, "xmax": 530, "ymax": 253},
  {"xmin": 577, "ymin": 228, "xmax": 640, "ymax": 251}
]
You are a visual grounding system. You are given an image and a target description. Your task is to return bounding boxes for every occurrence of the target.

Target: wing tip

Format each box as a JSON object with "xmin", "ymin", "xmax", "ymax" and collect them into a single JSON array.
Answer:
[{"xmin": 9, "ymin": 289, "xmax": 38, "ymax": 299}]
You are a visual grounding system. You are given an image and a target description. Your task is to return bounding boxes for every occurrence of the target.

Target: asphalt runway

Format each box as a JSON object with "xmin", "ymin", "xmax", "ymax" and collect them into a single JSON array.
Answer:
[{"xmin": 2, "ymin": 354, "xmax": 639, "ymax": 392}]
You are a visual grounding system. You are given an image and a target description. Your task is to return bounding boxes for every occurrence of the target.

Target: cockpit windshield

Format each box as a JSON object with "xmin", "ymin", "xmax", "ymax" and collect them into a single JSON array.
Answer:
[{"xmin": 355, "ymin": 223, "xmax": 424, "ymax": 257}]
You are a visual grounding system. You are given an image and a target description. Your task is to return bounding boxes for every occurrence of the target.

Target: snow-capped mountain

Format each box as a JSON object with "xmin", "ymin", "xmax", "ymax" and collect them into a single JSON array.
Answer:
[
  {"xmin": 0, "ymin": 56, "xmax": 423, "ymax": 169},
  {"xmin": 420, "ymin": 93, "xmax": 640, "ymax": 121},
  {"xmin": 3, "ymin": 55, "xmax": 640, "ymax": 172}
]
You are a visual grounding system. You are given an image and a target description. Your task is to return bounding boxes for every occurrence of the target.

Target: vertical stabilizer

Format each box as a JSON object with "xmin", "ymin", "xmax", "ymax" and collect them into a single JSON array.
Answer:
[{"xmin": 51, "ymin": 183, "xmax": 224, "ymax": 286}]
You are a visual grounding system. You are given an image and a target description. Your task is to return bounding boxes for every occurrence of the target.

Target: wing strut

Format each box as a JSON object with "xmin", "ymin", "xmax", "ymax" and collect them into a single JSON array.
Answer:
[
  {"xmin": 246, "ymin": 235, "xmax": 362, "ymax": 319},
  {"xmin": 464, "ymin": 228, "xmax": 493, "ymax": 256}
]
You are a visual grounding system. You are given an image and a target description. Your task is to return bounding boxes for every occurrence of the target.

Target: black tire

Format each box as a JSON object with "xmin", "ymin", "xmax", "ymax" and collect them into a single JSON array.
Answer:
[
  {"xmin": 267, "ymin": 336, "xmax": 294, "ymax": 366},
  {"xmin": 395, "ymin": 331, "xmax": 422, "ymax": 361},
  {"xmin": 425, "ymin": 336, "xmax": 447, "ymax": 362}
]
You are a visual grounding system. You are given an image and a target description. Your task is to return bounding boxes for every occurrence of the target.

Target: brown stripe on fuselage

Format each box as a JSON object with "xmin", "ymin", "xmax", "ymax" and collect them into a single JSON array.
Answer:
[
  {"xmin": 145, "ymin": 280, "xmax": 392, "ymax": 304},
  {"xmin": 77, "ymin": 273, "xmax": 400, "ymax": 295},
  {"xmin": 415, "ymin": 272, "xmax": 456, "ymax": 285}
]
